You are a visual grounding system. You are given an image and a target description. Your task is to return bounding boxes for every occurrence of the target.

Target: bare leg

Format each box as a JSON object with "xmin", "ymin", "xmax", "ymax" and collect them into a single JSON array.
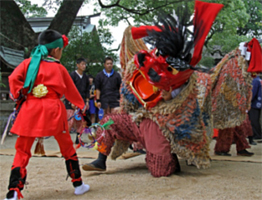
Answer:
[
  {"xmin": 104, "ymin": 106, "xmax": 111, "ymax": 115},
  {"xmin": 90, "ymin": 114, "xmax": 95, "ymax": 124}
]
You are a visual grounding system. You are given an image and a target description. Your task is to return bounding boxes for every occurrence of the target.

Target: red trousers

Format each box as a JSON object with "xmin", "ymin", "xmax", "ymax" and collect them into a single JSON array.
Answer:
[
  {"xmin": 97, "ymin": 114, "xmax": 177, "ymax": 177},
  {"xmin": 214, "ymin": 121, "xmax": 250, "ymax": 153},
  {"xmin": 12, "ymin": 132, "xmax": 80, "ymax": 185}
]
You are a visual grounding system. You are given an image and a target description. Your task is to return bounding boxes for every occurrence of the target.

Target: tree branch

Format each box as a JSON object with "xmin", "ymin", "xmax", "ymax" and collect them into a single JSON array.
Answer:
[
  {"xmin": 108, "ymin": 44, "xmax": 120, "ymax": 52},
  {"xmin": 122, "ymin": 14, "xmax": 132, "ymax": 25},
  {"xmin": 208, "ymin": 48, "xmax": 225, "ymax": 57},
  {"xmin": 98, "ymin": 0, "xmax": 194, "ymax": 16}
]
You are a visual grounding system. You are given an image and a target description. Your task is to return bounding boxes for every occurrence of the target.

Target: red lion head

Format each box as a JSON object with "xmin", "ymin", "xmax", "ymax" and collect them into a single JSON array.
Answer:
[{"xmin": 131, "ymin": 1, "xmax": 224, "ymax": 91}]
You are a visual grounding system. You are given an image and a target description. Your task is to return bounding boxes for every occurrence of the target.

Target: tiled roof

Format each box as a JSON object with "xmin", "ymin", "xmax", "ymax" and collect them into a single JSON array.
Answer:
[{"xmin": 0, "ymin": 46, "xmax": 24, "ymax": 69}]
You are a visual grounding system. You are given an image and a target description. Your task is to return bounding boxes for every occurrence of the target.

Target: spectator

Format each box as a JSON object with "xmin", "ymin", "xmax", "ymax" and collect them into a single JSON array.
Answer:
[
  {"xmin": 95, "ymin": 57, "xmax": 122, "ymax": 115},
  {"xmin": 248, "ymin": 74, "xmax": 262, "ymax": 140},
  {"xmin": 88, "ymin": 75, "xmax": 97, "ymax": 124},
  {"xmin": 65, "ymin": 58, "xmax": 90, "ymax": 144}
]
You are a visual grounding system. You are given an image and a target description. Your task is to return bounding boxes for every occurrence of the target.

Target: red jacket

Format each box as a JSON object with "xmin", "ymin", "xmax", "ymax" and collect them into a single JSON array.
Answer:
[{"xmin": 9, "ymin": 59, "xmax": 85, "ymax": 137}]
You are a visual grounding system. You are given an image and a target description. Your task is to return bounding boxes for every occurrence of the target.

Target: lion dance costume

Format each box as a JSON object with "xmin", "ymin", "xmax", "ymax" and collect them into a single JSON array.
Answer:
[{"xmin": 83, "ymin": 1, "xmax": 261, "ymax": 177}]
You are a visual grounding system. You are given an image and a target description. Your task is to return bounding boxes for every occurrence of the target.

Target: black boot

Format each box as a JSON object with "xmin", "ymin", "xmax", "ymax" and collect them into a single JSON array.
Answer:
[
  {"xmin": 215, "ymin": 151, "xmax": 231, "ymax": 156},
  {"xmin": 82, "ymin": 152, "xmax": 107, "ymax": 171},
  {"xmin": 237, "ymin": 149, "xmax": 254, "ymax": 156},
  {"xmin": 6, "ymin": 167, "xmax": 26, "ymax": 199},
  {"xmin": 133, "ymin": 149, "xmax": 146, "ymax": 154},
  {"xmin": 173, "ymin": 154, "xmax": 181, "ymax": 173},
  {"xmin": 65, "ymin": 153, "xmax": 82, "ymax": 187}
]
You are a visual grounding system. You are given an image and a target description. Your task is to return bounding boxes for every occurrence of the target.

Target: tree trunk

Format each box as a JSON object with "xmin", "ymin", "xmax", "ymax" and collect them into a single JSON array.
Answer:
[
  {"xmin": 0, "ymin": 0, "xmax": 37, "ymax": 53},
  {"xmin": 0, "ymin": 0, "xmax": 84, "ymax": 57},
  {"xmin": 48, "ymin": 0, "xmax": 85, "ymax": 35}
]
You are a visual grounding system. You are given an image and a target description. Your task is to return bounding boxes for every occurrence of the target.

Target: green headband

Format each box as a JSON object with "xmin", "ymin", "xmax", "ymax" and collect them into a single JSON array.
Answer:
[{"xmin": 23, "ymin": 38, "xmax": 64, "ymax": 93}]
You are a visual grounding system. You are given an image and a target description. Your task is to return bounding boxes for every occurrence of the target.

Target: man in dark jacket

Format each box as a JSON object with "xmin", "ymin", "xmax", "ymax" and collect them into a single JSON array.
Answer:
[{"xmin": 95, "ymin": 57, "xmax": 121, "ymax": 115}]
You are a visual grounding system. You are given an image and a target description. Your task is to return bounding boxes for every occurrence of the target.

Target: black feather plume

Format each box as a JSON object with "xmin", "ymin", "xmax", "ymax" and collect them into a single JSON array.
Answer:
[{"xmin": 145, "ymin": 9, "xmax": 194, "ymax": 63}]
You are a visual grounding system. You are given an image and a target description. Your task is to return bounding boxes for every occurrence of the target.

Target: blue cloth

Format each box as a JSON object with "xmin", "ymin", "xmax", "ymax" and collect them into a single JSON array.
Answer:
[
  {"xmin": 251, "ymin": 76, "xmax": 262, "ymax": 109},
  {"xmin": 98, "ymin": 109, "xmax": 104, "ymax": 120},
  {"xmin": 103, "ymin": 69, "xmax": 114, "ymax": 77},
  {"xmin": 88, "ymin": 99, "xmax": 97, "ymax": 114}
]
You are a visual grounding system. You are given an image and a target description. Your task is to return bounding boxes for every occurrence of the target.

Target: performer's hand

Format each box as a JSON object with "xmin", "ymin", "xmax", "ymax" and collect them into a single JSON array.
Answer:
[
  {"xmin": 82, "ymin": 120, "xmax": 87, "ymax": 127},
  {"xmin": 97, "ymin": 102, "xmax": 101, "ymax": 109},
  {"xmin": 161, "ymin": 87, "xmax": 172, "ymax": 101},
  {"xmin": 85, "ymin": 102, "xmax": 90, "ymax": 111}
]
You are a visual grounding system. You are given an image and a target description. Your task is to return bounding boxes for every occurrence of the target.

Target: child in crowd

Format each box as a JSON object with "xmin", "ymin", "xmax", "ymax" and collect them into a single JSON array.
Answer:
[
  {"xmin": 4, "ymin": 29, "xmax": 90, "ymax": 200},
  {"xmin": 88, "ymin": 75, "xmax": 97, "ymax": 124}
]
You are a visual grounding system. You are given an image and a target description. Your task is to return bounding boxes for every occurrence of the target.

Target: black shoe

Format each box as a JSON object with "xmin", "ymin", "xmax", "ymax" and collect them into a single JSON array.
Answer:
[
  {"xmin": 215, "ymin": 151, "xmax": 231, "ymax": 156},
  {"xmin": 82, "ymin": 162, "xmax": 106, "ymax": 171},
  {"xmin": 82, "ymin": 152, "xmax": 107, "ymax": 171},
  {"xmin": 249, "ymin": 141, "xmax": 257, "ymax": 145},
  {"xmin": 173, "ymin": 154, "xmax": 181, "ymax": 173},
  {"xmin": 237, "ymin": 149, "xmax": 254, "ymax": 156},
  {"xmin": 6, "ymin": 190, "xmax": 15, "ymax": 199},
  {"xmin": 133, "ymin": 149, "xmax": 146, "ymax": 154},
  {"xmin": 129, "ymin": 144, "xmax": 133, "ymax": 150}
]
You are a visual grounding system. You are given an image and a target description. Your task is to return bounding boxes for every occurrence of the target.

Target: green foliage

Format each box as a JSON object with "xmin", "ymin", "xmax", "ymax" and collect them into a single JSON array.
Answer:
[
  {"xmin": 237, "ymin": 0, "xmax": 262, "ymax": 37},
  {"xmin": 60, "ymin": 25, "xmax": 117, "ymax": 77},
  {"xmin": 198, "ymin": 56, "xmax": 215, "ymax": 68},
  {"xmin": 94, "ymin": 0, "xmax": 194, "ymax": 27},
  {"xmin": 42, "ymin": 0, "xmax": 91, "ymax": 13},
  {"xmin": 14, "ymin": 0, "xmax": 47, "ymax": 17},
  {"xmin": 204, "ymin": 0, "xmax": 251, "ymax": 54}
]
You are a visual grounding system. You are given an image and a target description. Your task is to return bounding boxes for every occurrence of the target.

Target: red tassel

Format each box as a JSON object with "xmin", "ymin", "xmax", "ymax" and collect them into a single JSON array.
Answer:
[
  {"xmin": 10, "ymin": 188, "xmax": 23, "ymax": 199},
  {"xmin": 247, "ymin": 38, "xmax": 262, "ymax": 73},
  {"xmin": 190, "ymin": 1, "xmax": 224, "ymax": 66}
]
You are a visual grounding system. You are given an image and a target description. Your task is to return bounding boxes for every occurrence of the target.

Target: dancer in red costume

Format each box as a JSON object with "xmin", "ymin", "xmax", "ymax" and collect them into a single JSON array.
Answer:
[{"xmin": 4, "ymin": 30, "xmax": 89, "ymax": 200}]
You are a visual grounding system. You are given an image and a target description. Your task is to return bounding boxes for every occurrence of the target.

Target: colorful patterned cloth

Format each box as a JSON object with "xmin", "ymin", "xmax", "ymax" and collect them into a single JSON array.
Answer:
[{"xmin": 96, "ymin": 27, "xmax": 252, "ymax": 175}]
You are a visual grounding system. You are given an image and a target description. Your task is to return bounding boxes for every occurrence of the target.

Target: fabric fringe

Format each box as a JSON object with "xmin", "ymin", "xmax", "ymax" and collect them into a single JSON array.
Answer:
[
  {"xmin": 124, "ymin": 71, "xmax": 213, "ymax": 168},
  {"xmin": 118, "ymin": 26, "xmax": 251, "ymax": 170},
  {"xmin": 110, "ymin": 139, "xmax": 130, "ymax": 160},
  {"xmin": 211, "ymin": 49, "xmax": 252, "ymax": 129},
  {"xmin": 120, "ymin": 26, "xmax": 148, "ymax": 71},
  {"xmin": 34, "ymin": 137, "xmax": 45, "ymax": 156}
]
